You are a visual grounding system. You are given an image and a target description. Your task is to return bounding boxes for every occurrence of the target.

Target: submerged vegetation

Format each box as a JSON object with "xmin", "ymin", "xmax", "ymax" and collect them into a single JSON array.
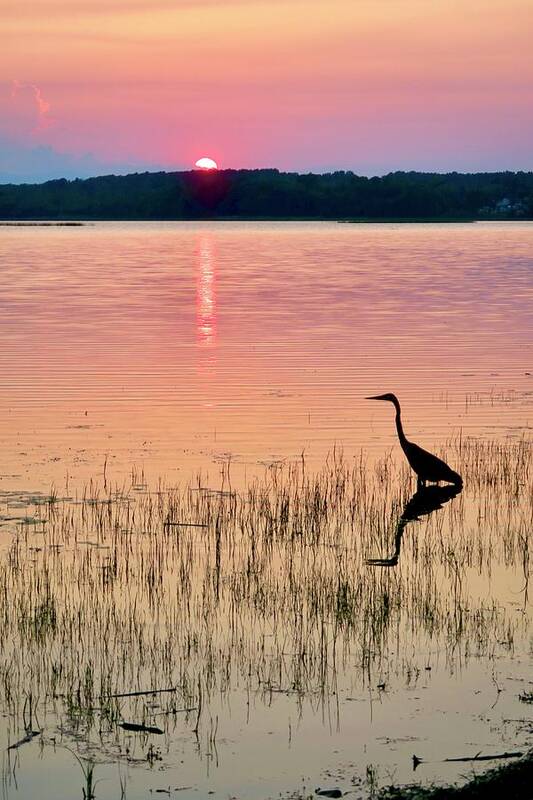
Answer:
[
  {"xmin": 1, "ymin": 169, "xmax": 533, "ymax": 220},
  {"xmin": 0, "ymin": 438, "xmax": 530, "ymax": 797}
]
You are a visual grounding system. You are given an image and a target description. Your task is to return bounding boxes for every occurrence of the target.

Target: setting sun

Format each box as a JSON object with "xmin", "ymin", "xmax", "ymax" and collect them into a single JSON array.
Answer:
[{"xmin": 195, "ymin": 157, "xmax": 218, "ymax": 170}]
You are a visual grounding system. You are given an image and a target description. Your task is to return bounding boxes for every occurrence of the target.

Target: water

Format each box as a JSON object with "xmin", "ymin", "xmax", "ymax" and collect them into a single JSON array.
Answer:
[
  {"xmin": 0, "ymin": 221, "xmax": 531, "ymax": 799},
  {"xmin": 1, "ymin": 221, "xmax": 531, "ymax": 490}
]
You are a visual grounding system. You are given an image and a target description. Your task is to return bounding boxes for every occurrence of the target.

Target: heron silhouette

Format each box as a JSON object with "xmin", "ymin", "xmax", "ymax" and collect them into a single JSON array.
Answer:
[
  {"xmin": 366, "ymin": 483, "xmax": 462, "ymax": 566},
  {"xmin": 366, "ymin": 393, "xmax": 462, "ymax": 489}
]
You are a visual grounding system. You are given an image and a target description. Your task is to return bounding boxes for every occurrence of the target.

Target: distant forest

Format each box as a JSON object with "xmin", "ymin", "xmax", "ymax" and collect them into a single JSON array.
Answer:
[{"xmin": 1, "ymin": 169, "xmax": 533, "ymax": 220}]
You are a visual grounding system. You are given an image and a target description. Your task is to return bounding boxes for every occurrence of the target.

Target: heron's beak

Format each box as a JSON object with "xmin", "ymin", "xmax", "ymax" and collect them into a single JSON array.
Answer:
[{"xmin": 366, "ymin": 394, "xmax": 388, "ymax": 401}]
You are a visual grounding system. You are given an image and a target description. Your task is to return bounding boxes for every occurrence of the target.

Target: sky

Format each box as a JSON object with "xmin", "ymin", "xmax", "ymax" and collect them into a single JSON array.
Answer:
[{"xmin": 1, "ymin": 0, "xmax": 532, "ymax": 182}]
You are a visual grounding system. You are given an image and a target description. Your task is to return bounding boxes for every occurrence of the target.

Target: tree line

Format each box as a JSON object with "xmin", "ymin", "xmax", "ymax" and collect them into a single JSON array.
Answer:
[{"xmin": 1, "ymin": 168, "xmax": 532, "ymax": 220}]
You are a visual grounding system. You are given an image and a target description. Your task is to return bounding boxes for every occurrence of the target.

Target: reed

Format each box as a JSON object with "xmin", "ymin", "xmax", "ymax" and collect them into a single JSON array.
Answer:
[{"xmin": 0, "ymin": 437, "xmax": 530, "ymax": 782}]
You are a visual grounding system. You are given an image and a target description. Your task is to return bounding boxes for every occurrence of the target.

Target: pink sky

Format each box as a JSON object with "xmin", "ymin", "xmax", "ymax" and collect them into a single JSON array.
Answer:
[{"xmin": 1, "ymin": 0, "xmax": 532, "ymax": 180}]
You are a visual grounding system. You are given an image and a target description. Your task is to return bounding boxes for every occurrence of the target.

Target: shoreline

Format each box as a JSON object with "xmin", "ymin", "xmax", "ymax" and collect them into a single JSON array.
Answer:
[
  {"xmin": 375, "ymin": 751, "xmax": 533, "ymax": 799},
  {"xmin": 2, "ymin": 217, "xmax": 531, "ymax": 224}
]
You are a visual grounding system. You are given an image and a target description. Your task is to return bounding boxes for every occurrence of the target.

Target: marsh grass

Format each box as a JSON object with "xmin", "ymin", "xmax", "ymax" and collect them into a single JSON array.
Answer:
[{"xmin": 0, "ymin": 438, "xmax": 530, "ymax": 779}]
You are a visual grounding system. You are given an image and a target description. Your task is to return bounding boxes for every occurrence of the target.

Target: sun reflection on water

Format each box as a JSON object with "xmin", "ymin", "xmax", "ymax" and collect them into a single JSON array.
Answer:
[{"xmin": 195, "ymin": 233, "xmax": 217, "ymax": 366}]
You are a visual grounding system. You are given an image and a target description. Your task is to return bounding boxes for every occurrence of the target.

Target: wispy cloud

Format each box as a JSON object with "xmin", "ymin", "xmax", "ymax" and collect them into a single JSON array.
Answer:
[
  {"xmin": 11, "ymin": 80, "xmax": 52, "ymax": 131},
  {"xmin": 4, "ymin": 0, "xmax": 297, "ymax": 19}
]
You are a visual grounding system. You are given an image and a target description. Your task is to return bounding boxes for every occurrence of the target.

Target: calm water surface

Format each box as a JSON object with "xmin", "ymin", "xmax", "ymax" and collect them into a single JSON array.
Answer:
[
  {"xmin": 0, "ymin": 222, "xmax": 531, "ymax": 799},
  {"xmin": 1, "ymin": 221, "xmax": 532, "ymax": 489}
]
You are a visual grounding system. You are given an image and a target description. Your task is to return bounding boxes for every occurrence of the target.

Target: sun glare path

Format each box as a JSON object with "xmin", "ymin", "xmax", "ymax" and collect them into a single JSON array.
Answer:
[{"xmin": 196, "ymin": 233, "xmax": 217, "ymax": 373}]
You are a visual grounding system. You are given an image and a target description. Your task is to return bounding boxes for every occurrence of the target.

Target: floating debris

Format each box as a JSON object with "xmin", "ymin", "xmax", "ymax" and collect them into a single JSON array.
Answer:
[
  {"xmin": 7, "ymin": 730, "xmax": 41, "ymax": 750},
  {"xmin": 110, "ymin": 687, "xmax": 176, "ymax": 699},
  {"xmin": 119, "ymin": 722, "xmax": 164, "ymax": 735}
]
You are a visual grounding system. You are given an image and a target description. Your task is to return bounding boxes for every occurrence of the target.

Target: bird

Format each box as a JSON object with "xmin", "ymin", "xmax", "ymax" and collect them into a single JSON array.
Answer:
[{"xmin": 366, "ymin": 393, "xmax": 462, "ymax": 489}]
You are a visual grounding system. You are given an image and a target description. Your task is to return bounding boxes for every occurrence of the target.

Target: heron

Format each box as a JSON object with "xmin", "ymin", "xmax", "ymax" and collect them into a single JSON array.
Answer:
[{"xmin": 366, "ymin": 393, "xmax": 462, "ymax": 489}]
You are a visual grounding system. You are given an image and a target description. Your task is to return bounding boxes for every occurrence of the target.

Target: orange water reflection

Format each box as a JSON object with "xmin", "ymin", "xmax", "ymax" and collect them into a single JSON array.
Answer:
[
  {"xmin": 0, "ymin": 224, "xmax": 530, "ymax": 800},
  {"xmin": 0, "ymin": 222, "xmax": 532, "ymax": 491}
]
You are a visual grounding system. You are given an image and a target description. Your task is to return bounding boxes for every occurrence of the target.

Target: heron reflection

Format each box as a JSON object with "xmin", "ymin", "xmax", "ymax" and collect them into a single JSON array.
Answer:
[{"xmin": 366, "ymin": 483, "xmax": 462, "ymax": 567}]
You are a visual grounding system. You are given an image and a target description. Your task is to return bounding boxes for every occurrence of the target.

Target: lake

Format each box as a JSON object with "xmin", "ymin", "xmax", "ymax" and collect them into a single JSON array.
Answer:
[{"xmin": 0, "ymin": 221, "xmax": 531, "ymax": 799}]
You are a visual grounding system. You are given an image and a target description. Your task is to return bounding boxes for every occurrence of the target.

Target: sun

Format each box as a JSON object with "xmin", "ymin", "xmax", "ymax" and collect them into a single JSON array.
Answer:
[{"xmin": 195, "ymin": 157, "xmax": 218, "ymax": 170}]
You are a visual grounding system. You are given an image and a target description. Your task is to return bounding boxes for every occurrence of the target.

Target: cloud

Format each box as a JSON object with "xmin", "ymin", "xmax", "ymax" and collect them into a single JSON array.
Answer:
[
  {"xmin": 0, "ymin": 79, "xmax": 172, "ymax": 183},
  {"xmin": 11, "ymin": 80, "xmax": 52, "ymax": 131},
  {"xmin": 0, "ymin": 134, "xmax": 169, "ymax": 184},
  {"xmin": 1, "ymin": 81, "xmax": 45, "ymax": 138}
]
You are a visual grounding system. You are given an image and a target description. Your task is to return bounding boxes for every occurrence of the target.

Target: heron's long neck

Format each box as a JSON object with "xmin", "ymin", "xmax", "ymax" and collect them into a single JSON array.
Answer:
[{"xmin": 394, "ymin": 402, "xmax": 408, "ymax": 445}]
